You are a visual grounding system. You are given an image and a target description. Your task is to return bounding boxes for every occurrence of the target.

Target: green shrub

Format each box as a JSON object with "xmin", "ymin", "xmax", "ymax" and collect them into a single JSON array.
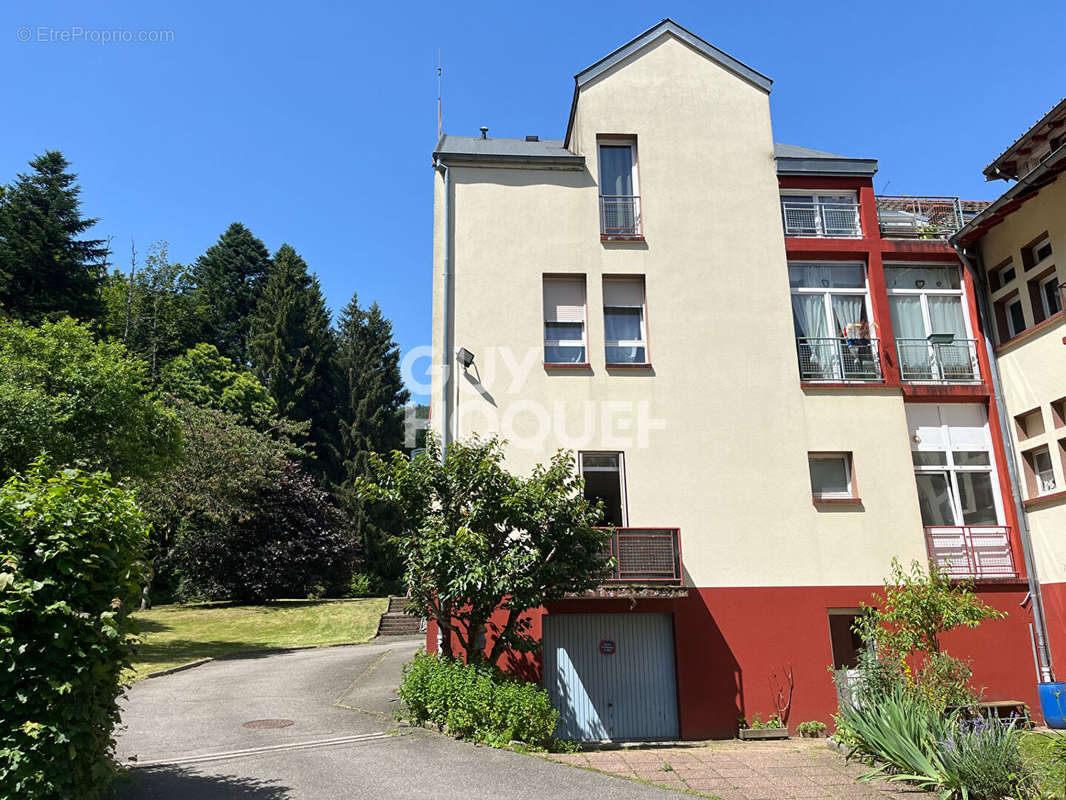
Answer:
[
  {"xmin": 739, "ymin": 712, "xmax": 784, "ymax": 729},
  {"xmin": 347, "ymin": 572, "xmax": 378, "ymax": 598},
  {"xmin": 398, "ymin": 651, "xmax": 558, "ymax": 749},
  {"xmin": 0, "ymin": 463, "xmax": 149, "ymax": 800},
  {"xmin": 797, "ymin": 720, "xmax": 827, "ymax": 737},
  {"xmin": 938, "ymin": 718, "xmax": 1035, "ymax": 800}
]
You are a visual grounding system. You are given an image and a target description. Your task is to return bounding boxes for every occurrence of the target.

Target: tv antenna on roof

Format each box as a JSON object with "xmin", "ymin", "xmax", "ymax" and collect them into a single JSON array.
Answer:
[{"xmin": 437, "ymin": 50, "xmax": 443, "ymax": 138}]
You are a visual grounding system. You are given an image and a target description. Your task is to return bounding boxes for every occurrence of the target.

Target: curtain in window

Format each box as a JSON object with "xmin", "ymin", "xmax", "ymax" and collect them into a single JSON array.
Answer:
[
  {"xmin": 831, "ymin": 295, "xmax": 866, "ymax": 338},
  {"xmin": 792, "ymin": 295, "xmax": 829, "ymax": 338},
  {"xmin": 889, "ymin": 296, "xmax": 928, "ymax": 378},
  {"xmin": 884, "ymin": 266, "xmax": 960, "ymax": 290},
  {"xmin": 928, "ymin": 297, "xmax": 965, "ymax": 336},
  {"xmin": 604, "ymin": 308, "xmax": 645, "ymax": 363}
]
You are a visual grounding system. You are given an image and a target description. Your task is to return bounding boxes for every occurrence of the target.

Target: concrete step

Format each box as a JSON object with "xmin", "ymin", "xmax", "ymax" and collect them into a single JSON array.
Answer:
[
  {"xmin": 376, "ymin": 610, "xmax": 421, "ymax": 637},
  {"xmin": 386, "ymin": 595, "xmax": 412, "ymax": 614}
]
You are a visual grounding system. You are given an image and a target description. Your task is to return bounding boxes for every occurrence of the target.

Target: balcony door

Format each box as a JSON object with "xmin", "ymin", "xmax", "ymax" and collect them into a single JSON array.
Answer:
[
  {"xmin": 789, "ymin": 262, "xmax": 876, "ymax": 380},
  {"xmin": 580, "ymin": 452, "xmax": 627, "ymax": 527},
  {"xmin": 906, "ymin": 404, "xmax": 1003, "ymax": 528},
  {"xmin": 598, "ymin": 142, "xmax": 639, "ymax": 236},
  {"xmin": 885, "ymin": 265, "xmax": 974, "ymax": 381}
]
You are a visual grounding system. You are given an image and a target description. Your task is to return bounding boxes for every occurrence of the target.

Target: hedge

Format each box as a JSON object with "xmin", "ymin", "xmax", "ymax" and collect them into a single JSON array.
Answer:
[
  {"xmin": 398, "ymin": 651, "xmax": 559, "ymax": 748},
  {"xmin": 0, "ymin": 463, "xmax": 148, "ymax": 800}
]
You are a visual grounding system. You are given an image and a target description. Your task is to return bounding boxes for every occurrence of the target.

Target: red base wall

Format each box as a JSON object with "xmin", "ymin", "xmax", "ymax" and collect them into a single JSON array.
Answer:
[
  {"xmin": 1039, "ymin": 581, "xmax": 1066, "ymax": 673},
  {"xmin": 426, "ymin": 583, "xmax": 1041, "ymax": 739}
]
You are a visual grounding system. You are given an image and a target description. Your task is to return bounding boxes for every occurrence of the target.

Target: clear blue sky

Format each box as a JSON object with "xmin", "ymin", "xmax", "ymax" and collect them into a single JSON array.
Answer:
[{"xmin": 2, "ymin": 1, "xmax": 1064, "ymax": 400}]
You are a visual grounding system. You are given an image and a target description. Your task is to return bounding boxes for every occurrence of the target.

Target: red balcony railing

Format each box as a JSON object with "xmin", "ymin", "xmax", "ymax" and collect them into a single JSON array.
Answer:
[
  {"xmin": 924, "ymin": 525, "xmax": 1017, "ymax": 580},
  {"xmin": 601, "ymin": 527, "xmax": 682, "ymax": 585}
]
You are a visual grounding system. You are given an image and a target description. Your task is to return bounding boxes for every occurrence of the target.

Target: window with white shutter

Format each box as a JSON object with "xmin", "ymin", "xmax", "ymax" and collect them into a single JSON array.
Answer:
[
  {"xmin": 603, "ymin": 276, "xmax": 647, "ymax": 364},
  {"xmin": 543, "ymin": 276, "xmax": 587, "ymax": 364}
]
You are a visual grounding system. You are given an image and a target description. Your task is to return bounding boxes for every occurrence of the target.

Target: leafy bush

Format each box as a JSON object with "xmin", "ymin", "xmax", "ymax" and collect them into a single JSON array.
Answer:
[
  {"xmin": 169, "ymin": 463, "xmax": 358, "ymax": 603},
  {"xmin": 840, "ymin": 686, "xmax": 1037, "ymax": 798},
  {"xmin": 398, "ymin": 651, "xmax": 558, "ymax": 749},
  {"xmin": 0, "ymin": 463, "xmax": 148, "ymax": 800},
  {"xmin": 839, "ymin": 684, "xmax": 954, "ymax": 792},
  {"xmin": 347, "ymin": 572, "xmax": 379, "ymax": 598},
  {"xmin": 938, "ymin": 718, "xmax": 1035, "ymax": 800},
  {"xmin": 915, "ymin": 652, "xmax": 979, "ymax": 711},
  {"xmin": 797, "ymin": 720, "xmax": 827, "ymax": 737}
]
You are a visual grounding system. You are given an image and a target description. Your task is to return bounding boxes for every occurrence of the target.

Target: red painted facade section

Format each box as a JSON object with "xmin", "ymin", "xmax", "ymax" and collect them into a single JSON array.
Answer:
[{"xmin": 427, "ymin": 583, "xmax": 1040, "ymax": 738}]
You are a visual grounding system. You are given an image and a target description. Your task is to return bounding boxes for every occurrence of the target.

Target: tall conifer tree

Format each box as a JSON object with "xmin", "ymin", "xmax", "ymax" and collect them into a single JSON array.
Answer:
[
  {"xmin": 335, "ymin": 294, "xmax": 409, "ymax": 585},
  {"xmin": 248, "ymin": 244, "xmax": 339, "ymax": 483},
  {"xmin": 0, "ymin": 151, "xmax": 108, "ymax": 322},
  {"xmin": 192, "ymin": 222, "xmax": 271, "ymax": 364}
]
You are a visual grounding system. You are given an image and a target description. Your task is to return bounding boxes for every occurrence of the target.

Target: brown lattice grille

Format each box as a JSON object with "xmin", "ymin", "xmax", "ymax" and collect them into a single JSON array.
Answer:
[{"xmin": 602, "ymin": 528, "xmax": 682, "ymax": 585}]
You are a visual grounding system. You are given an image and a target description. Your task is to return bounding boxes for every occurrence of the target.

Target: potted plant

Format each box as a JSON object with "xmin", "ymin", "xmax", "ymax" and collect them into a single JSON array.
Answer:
[
  {"xmin": 737, "ymin": 713, "xmax": 788, "ymax": 741},
  {"xmin": 796, "ymin": 720, "xmax": 827, "ymax": 738}
]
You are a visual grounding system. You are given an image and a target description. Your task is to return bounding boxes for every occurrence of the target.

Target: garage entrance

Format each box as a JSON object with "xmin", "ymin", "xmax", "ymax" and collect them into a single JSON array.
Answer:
[{"xmin": 542, "ymin": 613, "xmax": 679, "ymax": 741}]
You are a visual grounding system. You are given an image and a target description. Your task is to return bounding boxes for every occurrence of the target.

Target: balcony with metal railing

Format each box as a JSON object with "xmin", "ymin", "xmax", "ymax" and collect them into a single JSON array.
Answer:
[
  {"xmin": 797, "ymin": 337, "xmax": 882, "ymax": 382},
  {"xmin": 875, "ymin": 196, "xmax": 970, "ymax": 239},
  {"xmin": 600, "ymin": 195, "xmax": 642, "ymax": 238},
  {"xmin": 601, "ymin": 528, "xmax": 682, "ymax": 586},
  {"xmin": 896, "ymin": 337, "xmax": 980, "ymax": 382},
  {"xmin": 925, "ymin": 526, "xmax": 1018, "ymax": 580},
  {"xmin": 781, "ymin": 200, "xmax": 861, "ymax": 238}
]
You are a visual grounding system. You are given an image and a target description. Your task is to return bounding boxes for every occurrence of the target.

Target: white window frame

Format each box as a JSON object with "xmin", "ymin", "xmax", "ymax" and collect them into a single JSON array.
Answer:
[
  {"xmin": 1040, "ymin": 273, "xmax": 1062, "ymax": 319},
  {"xmin": 1006, "ymin": 296, "xmax": 1026, "ymax": 338},
  {"xmin": 578, "ymin": 451, "xmax": 628, "ymax": 527},
  {"xmin": 1031, "ymin": 446, "xmax": 1057, "ymax": 496},
  {"xmin": 780, "ymin": 190, "xmax": 861, "ymax": 238},
  {"xmin": 542, "ymin": 276, "xmax": 588, "ymax": 365},
  {"xmin": 808, "ymin": 453, "xmax": 854, "ymax": 499},
  {"xmin": 1031, "ymin": 235, "xmax": 1053, "ymax": 267},
  {"xmin": 910, "ymin": 407, "xmax": 1005, "ymax": 527},
  {"xmin": 602, "ymin": 277, "xmax": 648, "ymax": 365},
  {"xmin": 884, "ymin": 263, "xmax": 975, "ymax": 341},
  {"xmin": 789, "ymin": 262, "xmax": 873, "ymax": 339}
]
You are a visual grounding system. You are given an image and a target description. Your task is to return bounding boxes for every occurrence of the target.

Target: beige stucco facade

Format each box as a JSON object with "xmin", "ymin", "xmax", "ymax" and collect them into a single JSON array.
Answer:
[
  {"xmin": 974, "ymin": 177, "xmax": 1066, "ymax": 583},
  {"xmin": 431, "ymin": 30, "xmax": 932, "ymax": 589}
]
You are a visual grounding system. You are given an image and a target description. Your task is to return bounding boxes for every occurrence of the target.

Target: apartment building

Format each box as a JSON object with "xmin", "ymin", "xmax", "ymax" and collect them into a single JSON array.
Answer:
[
  {"xmin": 429, "ymin": 19, "xmax": 1041, "ymax": 740},
  {"xmin": 951, "ymin": 97, "xmax": 1066, "ymax": 676}
]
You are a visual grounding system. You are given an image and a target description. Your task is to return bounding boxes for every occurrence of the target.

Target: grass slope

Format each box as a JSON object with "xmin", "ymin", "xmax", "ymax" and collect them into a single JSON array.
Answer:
[{"xmin": 128, "ymin": 598, "xmax": 389, "ymax": 681}]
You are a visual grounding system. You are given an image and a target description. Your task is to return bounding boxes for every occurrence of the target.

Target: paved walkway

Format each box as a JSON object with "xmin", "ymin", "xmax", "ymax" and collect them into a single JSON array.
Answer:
[{"xmin": 548, "ymin": 739, "xmax": 930, "ymax": 799}]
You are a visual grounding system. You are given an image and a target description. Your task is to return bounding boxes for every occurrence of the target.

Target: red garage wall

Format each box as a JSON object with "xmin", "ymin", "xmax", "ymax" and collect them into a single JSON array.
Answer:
[{"xmin": 425, "ymin": 583, "xmax": 1039, "ymax": 739}]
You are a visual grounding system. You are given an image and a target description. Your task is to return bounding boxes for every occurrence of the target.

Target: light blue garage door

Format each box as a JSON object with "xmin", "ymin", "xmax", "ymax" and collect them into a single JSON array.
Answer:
[{"xmin": 543, "ymin": 613, "xmax": 679, "ymax": 741}]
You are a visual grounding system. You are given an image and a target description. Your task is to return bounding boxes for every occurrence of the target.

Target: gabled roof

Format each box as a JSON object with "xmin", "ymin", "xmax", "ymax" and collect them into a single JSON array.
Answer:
[
  {"xmin": 774, "ymin": 143, "xmax": 878, "ymax": 177},
  {"xmin": 432, "ymin": 134, "xmax": 585, "ymax": 167},
  {"xmin": 575, "ymin": 18, "xmax": 772, "ymax": 94},
  {"xmin": 564, "ymin": 19, "xmax": 772, "ymax": 148},
  {"xmin": 983, "ymin": 97, "xmax": 1066, "ymax": 181}
]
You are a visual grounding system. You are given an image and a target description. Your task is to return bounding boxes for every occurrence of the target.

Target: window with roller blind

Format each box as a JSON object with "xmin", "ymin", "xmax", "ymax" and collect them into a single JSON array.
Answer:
[
  {"xmin": 603, "ymin": 276, "xmax": 648, "ymax": 364},
  {"xmin": 543, "ymin": 275, "xmax": 587, "ymax": 364}
]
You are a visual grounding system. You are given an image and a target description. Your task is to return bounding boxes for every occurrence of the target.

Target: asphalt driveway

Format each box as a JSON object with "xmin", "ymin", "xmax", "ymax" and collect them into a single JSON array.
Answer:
[{"xmin": 114, "ymin": 636, "xmax": 687, "ymax": 799}]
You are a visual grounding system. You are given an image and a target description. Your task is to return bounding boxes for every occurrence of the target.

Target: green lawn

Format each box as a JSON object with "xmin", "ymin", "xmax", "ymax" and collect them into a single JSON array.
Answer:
[
  {"xmin": 128, "ymin": 598, "xmax": 388, "ymax": 681},
  {"xmin": 1021, "ymin": 730, "xmax": 1066, "ymax": 798}
]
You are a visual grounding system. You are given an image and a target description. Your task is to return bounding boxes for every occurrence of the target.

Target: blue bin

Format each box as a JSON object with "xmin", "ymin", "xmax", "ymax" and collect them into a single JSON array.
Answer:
[{"xmin": 1039, "ymin": 682, "xmax": 1066, "ymax": 729}]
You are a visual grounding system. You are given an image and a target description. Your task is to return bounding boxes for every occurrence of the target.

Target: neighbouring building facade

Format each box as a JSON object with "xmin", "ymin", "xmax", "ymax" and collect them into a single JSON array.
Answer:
[
  {"xmin": 951, "ymin": 98, "xmax": 1066, "ymax": 679},
  {"xmin": 429, "ymin": 19, "xmax": 1049, "ymax": 740}
]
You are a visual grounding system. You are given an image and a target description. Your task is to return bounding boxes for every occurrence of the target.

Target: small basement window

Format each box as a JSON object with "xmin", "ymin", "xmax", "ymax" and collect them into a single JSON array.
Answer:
[{"xmin": 808, "ymin": 453, "xmax": 855, "ymax": 500}]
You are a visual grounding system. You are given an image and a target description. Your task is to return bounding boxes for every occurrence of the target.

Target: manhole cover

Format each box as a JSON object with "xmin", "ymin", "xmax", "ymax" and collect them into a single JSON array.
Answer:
[{"xmin": 242, "ymin": 719, "xmax": 295, "ymax": 729}]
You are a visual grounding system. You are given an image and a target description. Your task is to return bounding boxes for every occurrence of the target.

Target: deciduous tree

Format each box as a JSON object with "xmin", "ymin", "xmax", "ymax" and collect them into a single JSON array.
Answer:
[{"xmin": 358, "ymin": 435, "xmax": 612, "ymax": 663}]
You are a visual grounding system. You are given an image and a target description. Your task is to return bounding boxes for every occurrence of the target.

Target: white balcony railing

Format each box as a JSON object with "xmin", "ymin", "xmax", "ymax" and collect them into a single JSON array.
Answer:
[
  {"xmin": 896, "ymin": 338, "xmax": 980, "ymax": 382},
  {"xmin": 599, "ymin": 195, "xmax": 642, "ymax": 237},
  {"xmin": 797, "ymin": 337, "xmax": 882, "ymax": 382},
  {"xmin": 925, "ymin": 526, "xmax": 1017, "ymax": 580},
  {"xmin": 781, "ymin": 201, "xmax": 861, "ymax": 238}
]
